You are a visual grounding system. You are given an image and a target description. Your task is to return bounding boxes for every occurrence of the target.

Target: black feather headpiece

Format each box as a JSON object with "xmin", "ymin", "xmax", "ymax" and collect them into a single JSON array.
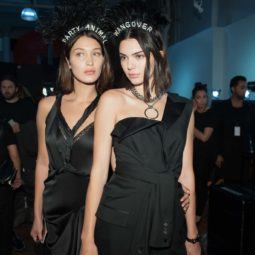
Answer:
[
  {"xmin": 104, "ymin": 1, "xmax": 169, "ymax": 39},
  {"xmin": 40, "ymin": 0, "xmax": 108, "ymax": 44}
]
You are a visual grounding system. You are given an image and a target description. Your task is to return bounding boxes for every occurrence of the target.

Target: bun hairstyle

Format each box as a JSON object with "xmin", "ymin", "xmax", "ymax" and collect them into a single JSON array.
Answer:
[
  {"xmin": 192, "ymin": 82, "xmax": 207, "ymax": 98},
  {"xmin": 104, "ymin": 1, "xmax": 171, "ymax": 102},
  {"xmin": 39, "ymin": 0, "xmax": 112, "ymax": 94}
]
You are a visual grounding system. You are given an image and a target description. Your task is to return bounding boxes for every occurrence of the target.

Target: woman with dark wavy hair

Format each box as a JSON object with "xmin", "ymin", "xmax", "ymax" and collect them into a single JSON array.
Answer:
[
  {"xmin": 192, "ymin": 83, "xmax": 216, "ymax": 223},
  {"xmin": 30, "ymin": 1, "xmax": 112, "ymax": 255},
  {"xmin": 81, "ymin": 2, "xmax": 200, "ymax": 255}
]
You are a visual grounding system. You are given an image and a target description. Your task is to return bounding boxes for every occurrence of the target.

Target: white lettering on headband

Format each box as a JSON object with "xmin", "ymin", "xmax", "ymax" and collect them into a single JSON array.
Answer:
[
  {"xmin": 62, "ymin": 24, "xmax": 107, "ymax": 44},
  {"xmin": 114, "ymin": 21, "xmax": 153, "ymax": 37}
]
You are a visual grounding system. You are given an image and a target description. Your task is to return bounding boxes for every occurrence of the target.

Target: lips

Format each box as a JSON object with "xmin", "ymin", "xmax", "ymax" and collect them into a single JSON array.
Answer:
[
  {"xmin": 128, "ymin": 73, "xmax": 140, "ymax": 78},
  {"xmin": 84, "ymin": 70, "xmax": 95, "ymax": 75}
]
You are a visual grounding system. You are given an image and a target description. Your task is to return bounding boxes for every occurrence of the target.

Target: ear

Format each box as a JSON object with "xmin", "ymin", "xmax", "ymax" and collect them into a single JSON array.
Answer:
[
  {"xmin": 160, "ymin": 50, "xmax": 165, "ymax": 57},
  {"xmin": 65, "ymin": 57, "xmax": 71, "ymax": 69}
]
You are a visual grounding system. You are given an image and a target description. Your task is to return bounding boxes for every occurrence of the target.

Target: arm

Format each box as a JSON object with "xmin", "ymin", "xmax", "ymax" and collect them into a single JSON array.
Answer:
[
  {"xmin": 178, "ymin": 112, "xmax": 201, "ymax": 254},
  {"xmin": 81, "ymin": 92, "xmax": 117, "ymax": 253},
  {"xmin": 194, "ymin": 127, "xmax": 213, "ymax": 142},
  {"xmin": 31, "ymin": 96, "xmax": 55, "ymax": 242},
  {"xmin": 7, "ymin": 144, "xmax": 22, "ymax": 189}
]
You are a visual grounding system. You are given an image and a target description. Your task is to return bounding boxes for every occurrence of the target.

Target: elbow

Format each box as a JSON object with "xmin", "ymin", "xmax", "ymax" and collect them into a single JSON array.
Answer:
[{"xmin": 179, "ymin": 168, "xmax": 195, "ymax": 190}]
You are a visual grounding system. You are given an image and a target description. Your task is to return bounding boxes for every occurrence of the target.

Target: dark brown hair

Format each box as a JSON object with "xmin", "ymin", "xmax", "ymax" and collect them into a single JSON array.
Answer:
[
  {"xmin": 117, "ymin": 28, "xmax": 171, "ymax": 102},
  {"xmin": 58, "ymin": 31, "xmax": 113, "ymax": 95},
  {"xmin": 0, "ymin": 74, "xmax": 19, "ymax": 88},
  {"xmin": 192, "ymin": 82, "xmax": 207, "ymax": 98}
]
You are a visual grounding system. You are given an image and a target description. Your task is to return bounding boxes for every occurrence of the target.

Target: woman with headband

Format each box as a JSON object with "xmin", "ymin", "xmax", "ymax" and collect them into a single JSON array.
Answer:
[
  {"xmin": 30, "ymin": 1, "xmax": 112, "ymax": 254},
  {"xmin": 81, "ymin": 2, "xmax": 200, "ymax": 255}
]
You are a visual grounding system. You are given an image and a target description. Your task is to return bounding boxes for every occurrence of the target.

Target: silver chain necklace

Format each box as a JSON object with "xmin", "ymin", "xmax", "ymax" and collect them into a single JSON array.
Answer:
[{"xmin": 128, "ymin": 86, "xmax": 166, "ymax": 120}]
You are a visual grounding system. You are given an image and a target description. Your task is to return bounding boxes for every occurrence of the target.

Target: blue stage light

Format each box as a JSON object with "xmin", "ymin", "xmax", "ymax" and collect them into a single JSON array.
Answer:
[
  {"xmin": 245, "ymin": 90, "xmax": 250, "ymax": 99},
  {"xmin": 212, "ymin": 90, "xmax": 221, "ymax": 99},
  {"xmin": 21, "ymin": 8, "xmax": 38, "ymax": 21}
]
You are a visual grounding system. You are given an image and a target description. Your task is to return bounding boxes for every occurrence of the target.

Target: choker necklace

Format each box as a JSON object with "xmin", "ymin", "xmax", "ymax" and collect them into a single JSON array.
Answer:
[{"xmin": 128, "ymin": 87, "xmax": 166, "ymax": 120}]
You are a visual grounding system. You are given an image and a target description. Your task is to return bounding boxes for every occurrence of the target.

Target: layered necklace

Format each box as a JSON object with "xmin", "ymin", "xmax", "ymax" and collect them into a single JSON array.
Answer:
[{"xmin": 129, "ymin": 86, "xmax": 166, "ymax": 120}]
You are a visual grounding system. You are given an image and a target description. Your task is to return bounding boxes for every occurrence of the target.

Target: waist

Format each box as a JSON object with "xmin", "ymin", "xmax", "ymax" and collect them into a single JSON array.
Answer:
[
  {"xmin": 115, "ymin": 162, "xmax": 176, "ymax": 183},
  {"xmin": 48, "ymin": 163, "xmax": 89, "ymax": 178}
]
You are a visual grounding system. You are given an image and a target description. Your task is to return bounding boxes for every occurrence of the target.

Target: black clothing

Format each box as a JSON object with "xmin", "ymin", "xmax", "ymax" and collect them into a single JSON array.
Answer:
[
  {"xmin": 16, "ymin": 121, "xmax": 38, "ymax": 210},
  {"xmin": 0, "ymin": 97, "xmax": 36, "ymax": 124},
  {"xmin": 0, "ymin": 184, "xmax": 14, "ymax": 255},
  {"xmin": 193, "ymin": 109, "xmax": 215, "ymax": 216},
  {"xmin": 0, "ymin": 121, "xmax": 16, "ymax": 255},
  {"xmin": 43, "ymin": 94, "xmax": 99, "ymax": 255},
  {"xmin": 0, "ymin": 122, "xmax": 16, "ymax": 165},
  {"xmin": 214, "ymin": 99, "xmax": 255, "ymax": 183},
  {"xmin": 194, "ymin": 109, "xmax": 216, "ymax": 161},
  {"xmin": 95, "ymin": 93, "xmax": 193, "ymax": 255}
]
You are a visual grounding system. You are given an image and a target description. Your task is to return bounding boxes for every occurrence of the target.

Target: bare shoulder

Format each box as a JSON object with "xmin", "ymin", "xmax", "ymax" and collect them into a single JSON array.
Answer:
[
  {"xmin": 37, "ymin": 95, "xmax": 56, "ymax": 117},
  {"xmin": 99, "ymin": 88, "xmax": 127, "ymax": 107}
]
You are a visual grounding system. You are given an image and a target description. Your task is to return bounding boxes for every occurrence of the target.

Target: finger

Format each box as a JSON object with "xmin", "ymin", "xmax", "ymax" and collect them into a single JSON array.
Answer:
[
  {"xmin": 31, "ymin": 233, "xmax": 39, "ymax": 242},
  {"xmin": 37, "ymin": 231, "xmax": 43, "ymax": 241},
  {"xmin": 180, "ymin": 194, "xmax": 187, "ymax": 202},
  {"xmin": 182, "ymin": 201, "xmax": 190, "ymax": 209}
]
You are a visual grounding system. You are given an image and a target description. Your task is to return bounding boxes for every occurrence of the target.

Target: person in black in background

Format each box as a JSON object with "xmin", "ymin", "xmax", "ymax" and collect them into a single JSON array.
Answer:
[
  {"xmin": 0, "ymin": 74, "xmax": 37, "ymax": 250},
  {"xmin": 214, "ymin": 75, "xmax": 255, "ymax": 185},
  {"xmin": 0, "ymin": 120, "xmax": 22, "ymax": 255},
  {"xmin": 0, "ymin": 75, "xmax": 36, "ymax": 130},
  {"xmin": 192, "ymin": 83, "xmax": 217, "ymax": 222}
]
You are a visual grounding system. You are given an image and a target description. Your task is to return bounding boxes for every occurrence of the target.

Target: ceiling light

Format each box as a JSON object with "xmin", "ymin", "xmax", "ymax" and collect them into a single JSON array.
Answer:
[{"xmin": 21, "ymin": 8, "xmax": 38, "ymax": 22}]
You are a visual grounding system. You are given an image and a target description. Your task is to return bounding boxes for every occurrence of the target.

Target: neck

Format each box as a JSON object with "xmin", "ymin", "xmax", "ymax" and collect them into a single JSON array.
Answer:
[
  {"xmin": 231, "ymin": 95, "xmax": 243, "ymax": 108},
  {"xmin": 5, "ymin": 96, "xmax": 19, "ymax": 103},
  {"xmin": 134, "ymin": 79, "xmax": 157, "ymax": 98},
  {"xmin": 72, "ymin": 82, "xmax": 97, "ymax": 102}
]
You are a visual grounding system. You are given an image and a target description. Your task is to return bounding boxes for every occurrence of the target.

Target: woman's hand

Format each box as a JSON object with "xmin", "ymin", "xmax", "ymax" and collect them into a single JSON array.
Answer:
[
  {"xmin": 31, "ymin": 217, "xmax": 46, "ymax": 243},
  {"xmin": 11, "ymin": 173, "xmax": 22, "ymax": 190},
  {"xmin": 185, "ymin": 241, "xmax": 201, "ymax": 255},
  {"xmin": 180, "ymin": 185, "xmax": 190, "ymax": 213},
  {"xmin": 80, "ymin": 241, "xmax": 98, "ymax": 255}
]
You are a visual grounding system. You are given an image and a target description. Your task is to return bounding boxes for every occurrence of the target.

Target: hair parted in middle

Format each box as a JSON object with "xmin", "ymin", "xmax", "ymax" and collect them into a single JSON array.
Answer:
[
  {"xmin": 192, "ymin": 82, "xmax": 208, "ymax": 98},
  {"xmin": 104, "ymin": 0, "xmax": 171, "ymax": 102},
  {"xmin": 39, "ymin": 0, "xmax": 113, "ymax": 95}
]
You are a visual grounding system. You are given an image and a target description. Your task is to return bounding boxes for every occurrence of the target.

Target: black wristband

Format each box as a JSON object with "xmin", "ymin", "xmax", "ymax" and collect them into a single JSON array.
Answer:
[{"xmin": 186, "ymin": 234, "xmax": 200, "ymax": 244}]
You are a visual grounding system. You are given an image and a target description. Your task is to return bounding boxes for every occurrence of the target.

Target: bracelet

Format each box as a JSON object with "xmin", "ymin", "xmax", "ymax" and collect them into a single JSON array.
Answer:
[{"xmin": 186, "ymin": 234, "xmax": 200, "ymax": 244}]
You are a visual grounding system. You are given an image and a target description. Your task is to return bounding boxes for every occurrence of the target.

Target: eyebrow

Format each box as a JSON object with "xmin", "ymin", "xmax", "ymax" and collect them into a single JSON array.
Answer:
[
  {"xmin": 73, "ymin": 47, "xmax": 102, "ymax": 51},
  {"xmin": 119, "ymin": 50, "xmax": 144, "ymax": 56}
]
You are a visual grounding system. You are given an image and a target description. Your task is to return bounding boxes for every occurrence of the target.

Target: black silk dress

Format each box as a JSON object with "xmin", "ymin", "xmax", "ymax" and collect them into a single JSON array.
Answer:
[
  {"xmin": 43, "ymin": 94, "xmax": 99, "ymax": 255},
  {"xmin": 95, "ymin": 93, "xmax": 193, "ymax": 255}
]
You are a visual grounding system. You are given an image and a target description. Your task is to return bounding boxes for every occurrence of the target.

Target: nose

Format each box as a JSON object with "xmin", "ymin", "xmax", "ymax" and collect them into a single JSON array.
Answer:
[
  {"xmin": 127, "ymin": 58, "xmax": 135, "ymax": 70},
  {"xmin": 86, "ymin": 54, "xmax": 93, "ymax": 66}
]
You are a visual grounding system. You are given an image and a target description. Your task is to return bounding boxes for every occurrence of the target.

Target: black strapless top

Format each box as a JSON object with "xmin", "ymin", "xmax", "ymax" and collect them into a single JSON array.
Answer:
[{"xmin": 96, "ymin": 93, "xmax": 193, "ymax": 253}]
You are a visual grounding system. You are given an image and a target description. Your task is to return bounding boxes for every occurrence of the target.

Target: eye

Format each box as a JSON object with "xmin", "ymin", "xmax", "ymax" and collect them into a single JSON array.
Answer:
[
  {"xmin": 120, "ymin": 55, "xmax": 127, "ymax": 61},
  {"xmin": 93, "ymin": 51, "xmax": 102, "ymax": 57},
  {"xmin": 76, "ymin": 52, "xmax": 84, "ymax": 57},
  {"xmin": 135, "ymin": 54, "xmax": 145, "ymax": 59}
]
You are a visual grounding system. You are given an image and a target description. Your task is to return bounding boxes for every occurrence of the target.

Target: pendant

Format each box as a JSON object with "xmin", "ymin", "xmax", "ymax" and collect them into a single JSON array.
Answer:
[{"xmin": 144, "ymin": 105, "xmax": 159, "ymax": 119}]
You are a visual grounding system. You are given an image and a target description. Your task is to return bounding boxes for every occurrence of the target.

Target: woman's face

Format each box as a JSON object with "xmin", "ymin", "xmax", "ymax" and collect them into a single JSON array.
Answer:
[
  {"xmin": 119, "ymin": 38, "xmax": 154, "ymax": 86},
  {"xmin": 68, "ymin": 36, "xmax": 104, "ymax": 85},
  {"xmin": 194, "ymin": 90, "xmax": 208, "ymax": 109}
]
